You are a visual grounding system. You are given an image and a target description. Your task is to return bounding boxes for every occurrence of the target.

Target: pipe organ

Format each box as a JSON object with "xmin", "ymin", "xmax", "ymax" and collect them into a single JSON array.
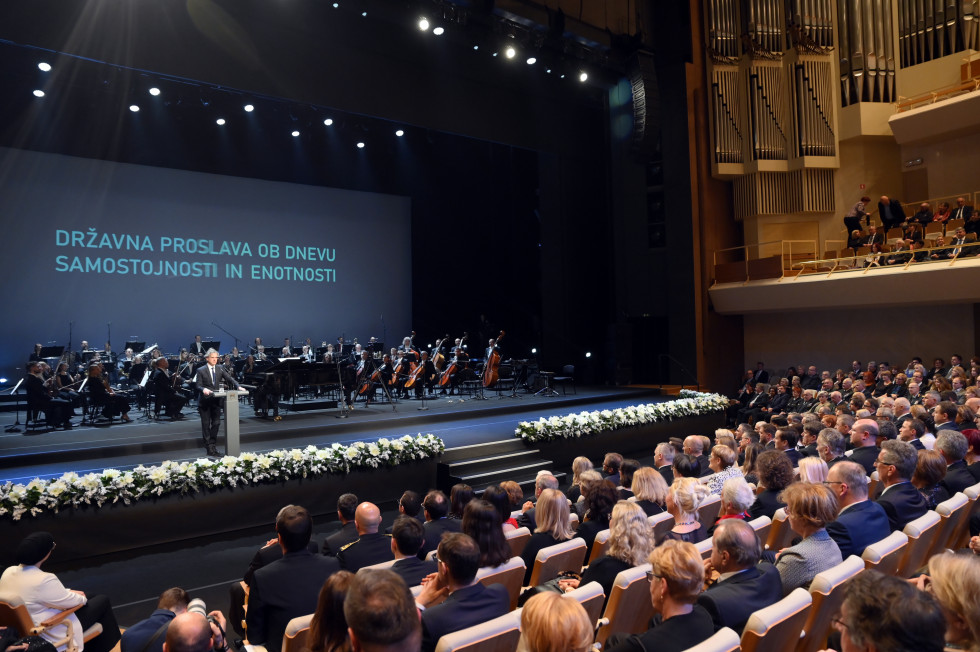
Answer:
[{"xmin": 898, "ymin": 0, "xmax": 979, "ymax": 68}]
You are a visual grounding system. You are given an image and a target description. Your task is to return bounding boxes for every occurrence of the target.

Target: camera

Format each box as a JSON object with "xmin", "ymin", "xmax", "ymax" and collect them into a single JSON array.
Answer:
[{"xmin": 187, "ymin": 598, "xmax": 208, "ymax": 617}]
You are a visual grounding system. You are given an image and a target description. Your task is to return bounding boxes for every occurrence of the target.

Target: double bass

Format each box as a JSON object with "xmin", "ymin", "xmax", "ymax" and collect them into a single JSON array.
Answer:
[
  {"xmin": 482, "ymin": 331, "xmax": 505, "ymax": 388},
  {"xmin": 438, "ymin": 333, "xmax": 467, "ymax": 388}
]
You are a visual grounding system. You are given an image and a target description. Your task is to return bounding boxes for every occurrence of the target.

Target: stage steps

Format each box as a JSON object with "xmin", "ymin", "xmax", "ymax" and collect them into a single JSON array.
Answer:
[{"xmin": 437, "ymin": 439, "xmax": 565, "ymax": 495}]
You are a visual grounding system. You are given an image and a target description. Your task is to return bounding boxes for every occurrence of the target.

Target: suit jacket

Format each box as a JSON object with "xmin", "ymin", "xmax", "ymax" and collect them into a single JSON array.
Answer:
[
  {"xmin": 826, "ymin": 500, "xmax": 891, "ymax": 559},
  {"xmin": 656, "ymin": 465, "xmax": 674, "ymax": 487},
  {"xmin": 696, "ymin": 563, "xmax": 783, "ymax": 633},
  {"xmin": 390, "ymin": 556, "xmax": 437, "ymax": 587},
  {"xmin": 194, "ymin": 363, "xmax": 239, "ymax": 396},
  {"xmin": 246, "ymin": 550, "xmax": 339, "ymax": 652},
  {"xmin": 418, "ymin": 518, "xmax": 461, "ymax": 559},
  {"xmin": 875, "ymin": 482, "xmax": 929, "ymax": 532},
  {"xmin": 420, "ymin": 582, "xmax": 510, "ymax": 652},
  {"xmin": 337, "ymin": 532, "xmax": 394, "ymax": 572},
  {"xmin": 969, "ymin": 462, "xmax": 980, "ymax": 483},
  {"xmin": 246, "ymin": 541, "xmax": 319, "ymax": 586},
  {"xmin": 121, "ymin": 609, "xmax": 176, "ymax": 652},
  {"xmin": 322, "ymin": 521, "xmax": 359, "ymax": 556},
  {"xmin": 799, "ymin": 443, "xmax": 818, "ymax": 458},
  {"xmin": 848, "ymin": 446, "xmax": 878, "ymax": 475},
  {"xmin": 0, "ymin": 565, "xmax": 87, "ymax": 651},
  {"xmin": 936, "ymin": 421, "xmax": 959, "ymax": 432},
  {"xmin": 909, "ymin": 438, "xmax": 925, "ymax": 450},
  {"xmin": 696, "ymin": 454, "xmax": 711, "ymax": 477},
  {"xmin": 748, "ymin": 489, "xmax": 786, "ymax": 520},
  {"xmin": 606, "ymin": 605, "xmax": 715, "ymax": 652},
  {"xmin": 783, "ymin": 448, "xmax": 802, "ymax": 467},
  {"xmin": 942, "ymin": 460, "xmax": 976, "ymax": 495},
  {"xmin": 515, "ymin": 507, "xmax": 536, "ymax": 531}
]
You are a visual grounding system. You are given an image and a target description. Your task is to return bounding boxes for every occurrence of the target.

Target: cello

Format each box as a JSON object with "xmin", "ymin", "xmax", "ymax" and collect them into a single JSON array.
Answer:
[
  {"xmin": 482, "ymin": 330, "xmax": 505, "ymax": 388},
  {"xmin": 438, "ymin": 333, "xmax": 467, "ymax": 387}
]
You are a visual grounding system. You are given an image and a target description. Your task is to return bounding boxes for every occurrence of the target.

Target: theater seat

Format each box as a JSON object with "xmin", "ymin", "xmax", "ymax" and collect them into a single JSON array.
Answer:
[
  {"xmin": 586, "ymin": 529, "xmax": 611, "ymax": 566},
  {"xmin": 476, "ymin": 556, "xmax": 526, "ymax": 610},
  {"xmin": 765, "ymin": 509, "xmax": 795, "ymax": 551},
  {"xmin": 433, "ymin": 609, "xmax": 522, "ymax": 652},
  {"xmin": 526, "ymin": 538, "xmax": 587, "ymax": 587},
  {"xmin": 930, "ymin": 493, "xmax": 969, "ymax": 557},
  {"xmin": 0, "ymin": 590, "xmax": 103, "ymax": 652},
  {"xmin": 685, "ymin": 627, "xmax": 741, "ymax": 652},
  {"xmin": 562, "ymin": 580, "xmax": 605, "ymax": 629},
  {"xmin": 504, "ymin": 526, "xmax": 531, "ymax": 558},
  {"xmin": 897, "ymin": 510, "xmax": 941, "ymax": 578},
  {"xmin": 861, "ymin": 530, "xmax": 909, "ymax": 575},
  {"xmin": 795, "ymin": 555, "xmax": 864, "ymax": 652},
  {"xmin": 594, "ymin": 563, "xmax": 654, "ymax": 648},
  {"xmin": 741, "ymin": 587, "xmax": 811, "ymax": 652}
]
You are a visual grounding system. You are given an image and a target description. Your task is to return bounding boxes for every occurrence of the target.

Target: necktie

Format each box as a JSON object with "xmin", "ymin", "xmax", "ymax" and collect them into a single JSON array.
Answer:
[{"xmin": 210, "ymin": 366, "xmax": 215, "ymax": 385}]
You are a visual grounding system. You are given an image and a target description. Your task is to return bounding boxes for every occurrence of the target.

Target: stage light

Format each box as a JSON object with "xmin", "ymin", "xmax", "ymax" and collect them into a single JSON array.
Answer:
[
  {"xmin": 129, "ymin": 105, "xmax": 140, "ymax": 112},
  {"xmin": 38, "ymin": 62, "xmax": 51, "ymax": 72},
  {"xmin": 149, "ymin": 87, "xmax": 161, "ymax": 96},
  {"xmin": 291, "ymin": 130, "xmax": 300, "ymax": 137},
  {"xmin": 332, "ymin": 2, "xmax": 338, "ymax": 6},
  {"xmin": 361, "ymin": 11, "xmax": 367, "ymax": 17},
  {"xmin": 585, "ymin": 352, "xmax": 592, "ymax": 358},
  {"xmin": 356, "ymin": 142, "xmax": 365, "ymax": 148},
  {"xmin": 473, "ymin": 45, "xmax": 479, "ymax": 50},
  {"xmin": 244, "ymin": 104, "xmax": 254, "ymax": 112},
  {"xmin": 560, "ymin": 73, "xmax": 566, "ymax": 79},
  {"xmin": 216, "ymin": 118, "xmax": 226, "ymax": 125},
  {"xmin": 504, "ymin": 46, "xmax": 516, "ymax": 59},
  {"xmin": 0, "ymin": 377, "xmax": 6, "ymax": 384},
  {"xmin": 546, "ymin": 68, "xmax": 552, "ymax": 73},
  {"xmin": 531, "ymin": 348, "xmax": 537, "ymax": 354},
  {"xmin": 418, "ymin": 17, "xmax": 429, "ymax": 31},
  {"xmin": 579, "ymin": 71, "xmax": 588, "ymax": 82},
  {"xmin": 433, "ymin": 26, "xmax": 444, "ymax": 35},
  {"xmin": 32, "ymin": 89, "xmax": 44, "ymax": 97},
  {"xmin": 526, "ymin": 57, "xmax": 536, "ymax": 65},
  {"xmin": 492, "ymin": 52, "xmax": 498, "ymax": 57},
  {"xmin": 395, "ymin": 129, "xmax": 404, "ymax": 137},
  {"xmin": 324, "ymin": 118, "xmax": 334, "ymax": 126}
]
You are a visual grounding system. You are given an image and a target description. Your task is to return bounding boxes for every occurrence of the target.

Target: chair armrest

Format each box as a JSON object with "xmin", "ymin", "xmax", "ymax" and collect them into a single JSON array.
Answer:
[{"xmin": 39, "ymin": 604, "xmax": 84, "ymax": 628}]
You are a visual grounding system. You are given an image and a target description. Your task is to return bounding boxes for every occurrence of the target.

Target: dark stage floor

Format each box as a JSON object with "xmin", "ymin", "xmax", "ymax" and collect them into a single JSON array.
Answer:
[{"xmin": 1, "ymin": 386, "xmax": 669, "ymax": 630}]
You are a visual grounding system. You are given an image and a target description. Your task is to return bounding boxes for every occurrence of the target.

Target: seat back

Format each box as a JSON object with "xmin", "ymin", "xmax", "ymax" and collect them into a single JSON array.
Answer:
[
  {"xmin": 0, "ymin": 592, "xmax": 36, "ymax": 637},
  {"xmin": 795, "ymin": 555, "xmax": 865, "ymax": 652},
  {"xmin": 866, "ymin": 471, "xmax": 879, "ymax": 500},
  {"xmin": 861, "ymin": 530, "xmax": 909, "ymax": 575},
  {"xmin": 505, "ymin": 527, "xmax": 531, "ymax": 558},
  {"xmin": 686, "ymin": 627, "xmax": 742, "ymax": 652},
  {"xmin": 569, "ymin": 512, "xmax": 580, "ymax": 531},
  {"xmin": 281, "ymin": 614, "xmax": 313, "ymax": 652},
  {"xmin": 931, "ymin": 493, "xmax": 969, "ymax": 558},
  {"xmin": 897, "ymin": 510, "xmax": 942, "ymax": 578},
  {"xmin": 359, "ymin": 558, "xmax": 398, "ymax": 572},
  {"xmin": 696, "ymin": 536, "xmax": 714, "ymax": 560},
  {"xmin": 648, "ymin": 512, "xmax": 675, "ymax": 542},
  {"xmin": 527, "ymin": 538, "xmax": 587, "ymax": 586},
  {"xmin": 563, "ymin": 580, "xmax": 605, "ymax": 629},
  {"xmin": 952, "ymin": 482, "xmax": 980, "ymax": 550},
  {"xmin": 586, "ymin": 529, "xmax": 611, "ymax": 565},
  {"xmin": 749, "ymin": 515, "xmax": 772, "ymax": 545},
  {"xmin": 594, "ymin": 564, "xmax": 654, "ymax": 648},
  {"xmin": 741, "ymin": 587, "xmax": 812, "ymax": 652},
  {"xmin": 766, "ymin": 509, "xmax": 795, "ymax": 551},
  {"xmin": 698, "ymin": 493, "xmax": 723, "ymax": 526},
  {"xmin": 476, "ymin": 556, "xmax": 526, "ymax": 611},
  {"xmin": 433, "ymin": 609, "xmax": 522, "ymax": 652}
]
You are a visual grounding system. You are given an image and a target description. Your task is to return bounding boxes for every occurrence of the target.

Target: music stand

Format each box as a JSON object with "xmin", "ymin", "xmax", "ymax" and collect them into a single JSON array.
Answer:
[
  {"xmin": 4, "ymin": 378, "xmax": 24, "ymax": 432},
  {"xmin": 39, "ymin": 345, "xmax": 64, "ymax": 359},
  {"xmin": 125, "ymin": 341, "xmax": 146, "ymax": 353},
  {"xmin": 203, "ymin": 340, "xmax": 221, "ymax": 352},
  {"xmin": 370, "ymin": 342, "xmax": 385, "ymax": 355}
]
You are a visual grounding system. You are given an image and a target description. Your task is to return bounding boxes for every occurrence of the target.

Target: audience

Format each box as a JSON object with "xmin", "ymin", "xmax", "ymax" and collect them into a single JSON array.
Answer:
[
  {"xmin": 797, "ymin": 456, "xmax": 828, "ymax": 483},
  {"xmin": 740, "ymin": 442, "xmax": 764, "ymax": 485},
  {"xmin": 308, "ymin": 571, "xmax": 354, "ymax": 652},
  {"xmin": 162, "ymin": 612, "xmax": 229, "ymax": 652},
  {"xmin": 660, "ymin": 477, "xmax": 710, "ymax": 544},
  {"xmin": 912, "ymin": 449, "xmax": 951, "ymax": 509},
  {"xmin": 337, "ymin": 503, "xmax": 394, "ymax": 573},
  {"xmin": 565, "ymin": 456, "xmax": 593, "ymax": 503},
  {"xmin": 461, "ymin": 499, "xmax": 510, "ymax": 569},
  {"xmin": 706, "ymin": 477, "xmax": 754, "ymax": 535},
  {"xmin": 419, "ymin": 490, "xmax": 461, "ymax": 559},
  {"xmin": 747, "ymin": 450, "xmax": 793, "ymax": 519},
  {"xmin": 323, "ymin": 493, "xmax": 360, "ymax": 556},
  {"xmin": 875, "ymin": 440, "xmax": 929, "ymax": 531},
  {"xmin": 481, "ymin": 484, "xmax": 518, "ymax": 531},
  {"xmin": 344, "ymin": 569, "xmax": 421, "ymax": 652},
  {"xmin": 447, "ymin": 484, "xmax": 473, "ymax": 521},
  {"xmin": 575, "ymin": 480, "xmax": 618, "ymax": 559},
  {"xmin": 824, "ymin": 461, "xmax": 890, "ymax": 559},
  {"xmin": 517, "ymin": 592, "xmax": 593, "ymax": 652},
  {"xmin": 519, "ymin": 488, "xmax": 575, "ymax": 585},
  {"xmin": 912, "ymin": 553, "xmax": 980, "ymax": 652},
  {"xmin": 774, "ymin": 483, "xmax": 842, "ymax": 595},
  {"xmin": 121, "ymin": 588, "xmax": 191, "ymax": 652},
  {"xmin": 701, "ymin": 444, "xmax": 743, "ymax": 494},
  {"xmin": 516, "ymin": 473, "xmax": 560, "ymax": 531},
  {"xmin": 389, "ymin": 516, "xmax": 437, "ymax": 587},
  {"xmin": 630, "ymin": 466, "xmax": 668, "ymax": 516},
  {"xmin": 617, "ymin": 458, "xmax": 640, "ymax": 499}
]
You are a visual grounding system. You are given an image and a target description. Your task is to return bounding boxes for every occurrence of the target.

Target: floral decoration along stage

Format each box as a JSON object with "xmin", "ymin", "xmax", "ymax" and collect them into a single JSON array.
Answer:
[
  {"xmin": 514, "ymin": 390, "xmax": 729, "ymax": 443},
  {"xmin": 0, "ymin": 434, "xmax": 445, "ymax": 521}
]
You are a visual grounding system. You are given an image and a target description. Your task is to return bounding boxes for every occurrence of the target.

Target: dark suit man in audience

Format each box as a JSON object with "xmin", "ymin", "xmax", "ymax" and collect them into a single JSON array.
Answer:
[
  {"xmin": 338, "ymin": 502, "xmax": 394, "ymax": 573},
  {"xmin": 936, "ymin": 431, "xmax": 974, "ymax": 495},
  {"xmin": 246, "ymin": 505, "xmax": 339, "ymax": 652},
  {"xmin": 122, "ymin": 588, "xmax": 190, "ymax": 652},
  {"xmin": 418, "ymin": 490, "xmax": 461, "ymax": 559},
  {"xmin": 602, "ymin": 452, "xmax": 623, "ymax": 487},
  {"xmin": 163, "ymin": 612, "xmax": 230, "ymax": 652},
  {"xmin": 654, "ymin": 443, "xmax": 675, "ymax": 486},
  {"xmin": 934, "ymin": 401, "xmax": 961, "ymax": 432},
  {"xmin": 322, "ymin": 493, "xmax": 359, "ymax": 556},
  {"xmin": 389, "ymin": 516, "xmax": 437, "ymax": 587},
  {"xmin": 874, "ymin": 441, "xmax": 928, "ymax": 532},
  {"xmin": 898, "ymin": 417, "xmax": 927, "ymax": 451},
  {"xmin": 825, "ymin": 461, "xmax": 891, "ymax": 558},
  {"xmin": 344, "ymin": 569, "xmax": 421, "ymax": 652},
  {"xmin": 877, "ymin": 195, "xmax": 906, "ymax": 231},
  {"xmin": 696, "ymin": 520, "xmax": 782, "ymax": 633},
  {"xmin": 798, "ymin": 422, "xmax": 820, "ymax": 457},
  {"xmin": 815, "ymin": 428, "xmax": 846, "ymax": 470},
  {"xmin": 683, "ymin": 435, "xmax": 711, "ymax": 477},
  {"xmin": 415, "ymin": 533, "xmax": 509, "ymax": 652},
  {"xmin": 847, "ymin": 419, "xmax": 880, "ymax": 475},
  {"xmin": 516, "ymin": 473, "xmax": 559, "ymax": 531},
  {"xmin": 774, "ymin": 428, "xmax": 802, "ymax": 467}
]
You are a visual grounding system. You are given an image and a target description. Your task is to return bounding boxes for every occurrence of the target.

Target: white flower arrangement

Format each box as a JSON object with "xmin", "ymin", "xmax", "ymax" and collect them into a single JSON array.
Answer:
[
  {"xmin": 514, "ymin": 390, "xmax": 728, "ymax": 443},
  {"xmin": 0, "ymin": 433, "xmax": 445, "ymax": 521}
]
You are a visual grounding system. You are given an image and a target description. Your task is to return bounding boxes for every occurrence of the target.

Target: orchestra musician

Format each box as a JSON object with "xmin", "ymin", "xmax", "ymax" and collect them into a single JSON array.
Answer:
[
  {"xmin": 190, "ymin": 335, "xmax": 206, "ymax": 356},
  {"xmin": 411, "ymin": 350, "xmax": 437, "ymax": 398},
  {"xmin": 87, "ymin": 363, "xmax": 132, "ymax": 423},
  {"xmin": 352, "ymin": 349, "xmax": 375, "ymax": 405},
  {"xmin": 53, "ymin": 362, "xmax": 82, "ymax": 411},
  {"xmin": 151, "ymin": 357, "xmax": 188, "ymax": 420},
  {"xmin": 300, "ymin": 344, "xmax": 314, "ymax": 363},
  {"xmin": 398, "ymin": 336, "xmax": 419, "ymax": 363},
  {"xmin": 350, "ymin": 343, "xmax": 364, "ymax": 366},
  {"xmin": 117, "ymin": 348, "xmax": 135, "ymax": 383},
  {"xmin": 240, "ymin": 354, "xmax": 257, "ymax": 380},
  {"xmin": 391, "ymin": 351, "xmax": 411, "ymax": 398},
  {"xmin": 103, "ymin": 342, "xmax": 118, "ymax": 383},
  {"xmin": 448, "ymin": 346, "xmax": 474, "ymax": 395},
  {"xmin": 229, "ymin": 346, "xmax": 241, "ymax": 360},
  {"xmin": 195, "ymin": 349, "xmax": 241, "ymax": 457},
  {"xmin": 253, "ymin": 373, "xmax": 281, "ymax": 420},
  {"xmin": 250, "ymin": 337, "xmax": 263, "ymax": 356},
  {"xmin": 29, "ymin": 343, "xmax": 43, "ymax": 362},
  {"xmin": 336, "ymin": 336, "xmax": 347, "ymax": 356},
  {"xmin": 25, "ymin": 362, "xmax": 73, "ymax": 430}
]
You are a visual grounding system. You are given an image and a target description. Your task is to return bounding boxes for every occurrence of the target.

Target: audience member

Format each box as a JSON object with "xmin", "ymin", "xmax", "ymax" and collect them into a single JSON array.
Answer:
[
  {"xmin": 418, "ymin": 490, "xmax": 461, "ymax": 559},
  {"xmin": 516, "ymin": 473, "xmax": 559, "ymax": 531},
  {"xmin": 447, "ymin": 484, "xmax": 473, "ymax": 520},
  {"xmin": 602, "ymin": 452, "xmax": 623, "ymax": 486},
  {"xmin": 630, "ymin": 466, "xmax": 668, "ymax": 516},
  {"xmin": 824, "ymin": 461, "xmax": 890, "ymax": 558},
  {"xmin": 338, "ymin": 503, "xmax": 394, "ymax": 573},
  {"xmin": 461, "ymin": 499, "xmax": 510, "ymax": 569},
  {"xmin": 848, "ymin": 418, "xmax": 880, "ymax": 475},
  {"xmin": 617, "ymin": 459, "xmax": 640, "ymax": 499},
  {"xmin": 481, "ymin": 484, "xmax": 518, "ymax": 531},
  {"xmin": 653, "ymin": 443, "xmax": 675, "ymax": 486},
  {"xmin": 565, "ymin": 456, "xmax": 593, "ymax": 503},
  {"xmin": 121, "ymin": 588, "xmax": 190, "ymax": 652},
  {"xmin": 660, "ymin": 477, "xmax": 710, "ymax": 544},
  {"xmin": 517, "ymin": 592, "xmax": 592, "ymax": 652},
  {"xmin": 671, "ymin": 453, "xmax": 700, "ymax": 480},
  {"xmin": 323, "ymin": 494, "xmax": 360, "ymax": 556},
  {"xmin": 308, "ymin": 571, "xmax": 354, "ymax": 652},
  {"xmin": 874, "ymin": 440, "xmax": 929, "ymax": 531},
  {"xmin": 774, "ymin": 483, "xmax": 842, "ymax": 595},
  {"xmin": 162, "ymin": 612, "xmax": 229, "ymax": 652},
  {"xmin": 747, "ymin": 450, "xmax": 793, "ymax": 519},
  {"xmin": 740, "ymin": 442, "xmax": 764, "ymax": 485},
  {"xmin": 344, "ymin": 570, "xmax": 421, "ymax": 652},
  {"xmin": 707, "ymin": 477, "xmax": 755, "ymax": 536},
  {"xmin": 797, "ymin": 457, "xmax": 828, "ymax": 483},
  {"xmin": 389, "ymin": 516, "xmax": 437, "ymax": 587},
  {"xmin": 701, "ymin": 445, "xmax": 743, "ymax": 494},
  {"xmin": 912, "ymin": 449, "xmax": 951, "ymax": 509},
  {"xmin": 936, "ymin": 430, "xmax": 974, "ymax": 494},
  {"xmin": 519, "ymin": 488, "xmax": 574, "ymax": 585},
  {"xmin": 911, "ymin": 553, "xmax": 980, "ymax": 652},
  {"xmin": 575, "ymin": 480, "xmax": 617, "ymax": 559},
  {"xmin": 683, "ymin": 435, "xmax": 709, "ymax": 476}
]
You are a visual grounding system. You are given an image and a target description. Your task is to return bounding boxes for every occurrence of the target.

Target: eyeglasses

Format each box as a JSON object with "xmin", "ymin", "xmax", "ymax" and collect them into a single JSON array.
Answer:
[
  {"xmin": 831, "ymin": 616, "xmax": 849, "ymax": 631},
  {"xmin": 646, "ymin": 570, "xmax": 661, "ymax": 583},
  {"xmin": 822, "ymin": 481, "xmax": 844, "ymax": 486}
]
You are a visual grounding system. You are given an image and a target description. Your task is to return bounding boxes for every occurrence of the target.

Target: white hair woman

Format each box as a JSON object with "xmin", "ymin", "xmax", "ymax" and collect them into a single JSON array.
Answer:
[{"xmin": 706, "ymin": 477, "xmax": 755, "ymax": 536}]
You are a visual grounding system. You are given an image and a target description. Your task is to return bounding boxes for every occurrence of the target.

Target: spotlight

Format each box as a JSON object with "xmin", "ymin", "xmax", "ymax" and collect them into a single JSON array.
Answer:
[
  {"xmin": 149, "ymin": 87, "xmax": 161, "ymax": 96},
  {"xmin": 361, "ymin": 11, "xmax": 367, "ymax": 17},
  {"xmin": 291, "ymin": 130, "xmax": 300, "ymax": 137},
  {"xmin": 585, "ymin": 352, "xmax": 592, "ymax": 358},
  {"xmin": 356, "ymin": 142, "xmax": 365, "ymax": 148},
  {"xmin": 0, "ymin": 377, "xmax": 6, "ymax": 383},
  {"xmin": 244, "ymin": 104, "xmax": 254, "ymax": 112},
  {"xmin": 32, "ymin": 89, "xmax": 45, "ymax": 97},
  {"xmin": 560, "ymin": 73, "xmax": 566, "ymax": 79},
  {"xmin": 38, "ymin": 62, "xmax": 51, "ymax": 72},
  {"xmin": 433, "ymin": 26, "xmax": 444, "ymax": 35},
  {"xmin": 216, "ymin": 118, "xmax": 226, "ymax": 125},
  {"xmin": 526, "ymin": 57, "xmax": 536, "ymax": 65},
  {"xmin": 129, "ymin": 105, "xmax": 140, "ymax": 112},
  {"xmin": 504, "ymin": 46, "xmax": 516, "ymax": 59},
  {"xmin": 323, "ymin": 118, "xmax": 333, "ymax": 126},
  {"xmin": 546, "ymin": 68, "xmax": 552, "ymax": 73},
  {"xmin": 531, "ymin": 348, "xmax": 537, "ymax": 354},
  {"xmin": 579, "ymin": 71, "xmax": 588, "ymax": 82},
  {"xmin": 332, "ymin": 2, "xmax": 338, "ymax": 6},
  {"xmin": 418, "ymin": 17, "xmax": 429, "ymax": 31},
  {"xmin": 473, "ymin": 45, "xmax": 479, "ymax": 50},
  {"xmin": 395, "ymin": 129, "xmax": 404, "ymax": 137},
  {"xmin": 492, "ymin": 52, "xmax": 498, "ymax": 57}
]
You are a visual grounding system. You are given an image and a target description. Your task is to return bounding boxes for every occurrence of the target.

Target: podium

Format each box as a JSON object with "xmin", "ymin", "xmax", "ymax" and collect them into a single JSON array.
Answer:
[{"xmin": 213, "ymin": 389, "xmax": 248, "ymax": 456}]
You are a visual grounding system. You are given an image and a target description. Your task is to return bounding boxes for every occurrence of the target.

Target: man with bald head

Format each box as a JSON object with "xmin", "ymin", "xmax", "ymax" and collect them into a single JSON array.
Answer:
[
  {"xmin": 825, "ymin": 461, "xmax": 890, "ymax": 558},
  {"xmin": 338, "ymin": 502, "xmax": 394, "ymax": 572},
  {"xmin": 847, "ymin": 418, "xmax": 880, "ymax": 475},
  {"xmin": 163, "ymin": 612, "xmax": 228, "ymax": 652}
]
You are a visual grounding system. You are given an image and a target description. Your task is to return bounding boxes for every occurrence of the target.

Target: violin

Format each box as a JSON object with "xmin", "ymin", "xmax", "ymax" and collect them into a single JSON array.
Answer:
[
  {"xmin": 483, "ymin": 330, "xmax": 505, "ymax": 388},
  {"xmin": 438, "ymin": 333, "xmax": 466, "ymax": 387}
]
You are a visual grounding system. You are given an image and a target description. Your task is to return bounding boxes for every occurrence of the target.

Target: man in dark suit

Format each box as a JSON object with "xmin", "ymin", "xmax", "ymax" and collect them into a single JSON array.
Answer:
[
  {"xmin": 696, "ymin": 520, "xmax": 782, "ymax": 633},
  {"xmin": 150, "ymin": 358, "xmax": 187, "ymax": 420},
  {"xmin": 825, "ymin": 462, "xmax": 891, "ymax": 558},
  {"xmin": 602, "ymin": 452, "xmax": 623, "ymax": 487},
  {"xmin": 933, "ymin": 401, "xmax": 961, "ymax": 433},
  {"xmin": 874, "ymin": 441, "xmax": 928, "ymax": 532},
  {"xmin": 194, "ymin": 349, "xmax": 241, "ymax": 457},
  {"xmin": 246, "ymin": 505, "xmax": 339, "ymax": 652},
  {"xmin": 654, "ymin": 443, "xmax": 675, "ymax": 487},
  {"xmin": 322, "ymin": 493, "xmax": 359, "ymax": 556},
  {"xmin": 898, "ymin": 417, "xmax": 926, "ymax": 451},
  {"xmin": 817, "ymin": 428, "xmax": 847, "ymax": 469},
  {"xmin": 877, "ymin": 195, "xmax": 906, "ymax": 232},
  {"xmin": 952, "ymin": 196, "xmax": 973, "ymax": 223},
  {"xmin": 416, "ymin": 533, "xmax": 509, "ymax": 652},
  {"xmin": 750, "ymin": 362, "xmax": 769, "ymax": 385},
  {"xmin": 847, "ymin": 419, "xmax": 880, "ymax": 475},
  {"xmin": 937, "ymin": 431, "xmax": 975, "ymax": 495},
  {"xmin": 418, "ymin": 490, "xmax": 461, "ymax": 559},
  {"xmin": 774, "ymin": 428, "xmax": 802, "ymax": 467},
  {"xmin": 338, "ymin": 502, "xmax": 394, "ymax": 573},
  {"xmin": 737, "ymin": 383, "xmax": 770, "ymax": 424},
  {"xmin": 389, "ymin": 516, "xmax": 438, "ymax": 586},
  {"xmin": 683, "ymin": 436, "xmax": 711, "ymax": 477},
  {"xmin": 189, "ymin": 335, "xmax": 206, "ymax": 357}
]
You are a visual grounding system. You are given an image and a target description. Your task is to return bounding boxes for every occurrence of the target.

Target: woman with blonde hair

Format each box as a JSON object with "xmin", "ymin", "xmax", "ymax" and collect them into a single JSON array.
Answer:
[
  {"xmin": 519, "ymin": 488, "xmax": 575, "ymax": 585},
  {"xmin": 517, "ymin": 592, "xmax": 593, "ymax": 652},
  {"xmin": 775, "ymin": 482, "xmax": 842, "ymax": 595},
  {"xmin": 915, "ymin": 553, "xmax": 980, "ymax": 652},
  {"xmin": 702, "ymin": 445, "xmax": 743, "ymax": 495},
  {"xmin": 631, "ymin": 466, "xmax": 668, "ymax": 516},
  {"xmin": 572, "ymin": 469, "xmax": 603, "ymax": 517},
  {"xmin": 797, "ymin": 456, "xmax": 828, "ymax": 484},
  {"xmin": 565, "ymin": 456, "xmax": 593, "ymax": 503},
  {"xmin": 660, "ymin": 477, "xmax": 711, "ymax": 544}
]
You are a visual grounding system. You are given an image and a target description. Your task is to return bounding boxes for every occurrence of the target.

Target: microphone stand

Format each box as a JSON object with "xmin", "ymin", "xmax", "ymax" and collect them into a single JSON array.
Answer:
[
  {"xmin": 212, "ymin": 321, "xmax": 244, "ymax": 354},
  {"xmin": 334, "ymin": 358, "xmax": 351, "ymax": 419},
  {"xmin": 4, "ymin": 378, "xmax": 25, "ymax": 432}
]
